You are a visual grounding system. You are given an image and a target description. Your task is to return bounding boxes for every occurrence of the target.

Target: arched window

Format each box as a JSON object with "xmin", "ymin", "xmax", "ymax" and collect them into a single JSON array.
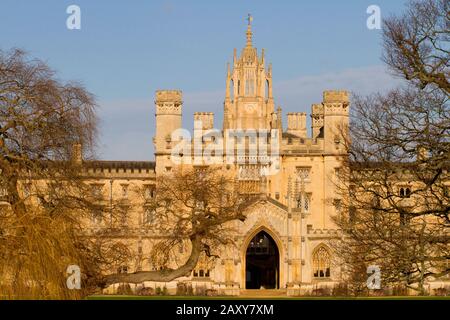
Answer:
[
  {"xmin": 313, "ymin": 246, "xmax": 331, "ymax": 278},
  {"xmin": 245, "ymin": 69, "xmax": 255, "ymax": 96}
]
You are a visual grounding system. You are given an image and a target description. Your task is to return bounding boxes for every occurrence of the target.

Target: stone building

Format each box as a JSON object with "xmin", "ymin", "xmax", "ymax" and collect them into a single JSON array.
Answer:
[
  {"xmin": 85, "ymin": 18, "xmax": 351, "ymax": 296},
  {"xmin": 83, "ymin": 18, "xmax": 447, "ymax": 296}
]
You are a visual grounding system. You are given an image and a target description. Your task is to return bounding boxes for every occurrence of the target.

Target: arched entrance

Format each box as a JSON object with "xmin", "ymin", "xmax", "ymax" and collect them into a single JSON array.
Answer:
[{"xmin": 245, "ymin": 231, "xmax": 279, "ymax": 289}]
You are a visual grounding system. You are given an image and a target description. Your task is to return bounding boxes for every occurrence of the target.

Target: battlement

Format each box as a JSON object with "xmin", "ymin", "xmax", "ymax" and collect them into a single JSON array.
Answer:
[
  {"xmin": 323, "ymin": 90, "xmax": 349, "ymax": 104},
  {"xmin": 194, "ymin": 112, "xmax": 214, "ymax": 130},
  {"xmin": 82, "ymin": 161, "xmax": 156, "ymax": 177},
  {"xmin": 281, "ymin": 134, "xmax": 325, "ymax": 154},
  {"xmin": 155, "ymin": 90, "xmax": 183, "ymax": 103},
  {"xmin": 155, "ymin": 90, "xmax": 183, "ymax": 115},
  {"xmin": 286, "ymin": 112, "xmax": 307, "ymax": 117},
  {"xmin": 319, "ymin": 91, "xmax": 350, "ymax": 116}
]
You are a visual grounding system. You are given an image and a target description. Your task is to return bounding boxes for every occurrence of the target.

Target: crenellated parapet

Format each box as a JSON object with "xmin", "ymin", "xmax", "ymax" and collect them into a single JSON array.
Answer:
[
  {"xmin": 194, "ymin": 112, "xmax": 214, "ymax": 130},
  {"xmin": 155, "ymin": 90, "xmax": 183, "ymax": 115},
  {"xmin": 322, "ymin": 90, "xmax": 349, "ymax": 116},
  {"xmin": 323, "ymin": 90, "xmax": 349, "ymax": 104},
  {"xmin": 80, "ymin": 161, "xmax": 156, "ymax": 183}
]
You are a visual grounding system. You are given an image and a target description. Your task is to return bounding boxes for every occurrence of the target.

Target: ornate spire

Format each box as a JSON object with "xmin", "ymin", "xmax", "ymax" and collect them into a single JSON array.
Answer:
[{"xmin": 246, "ymin": 14, "xmax": 253, "ymax": 47}]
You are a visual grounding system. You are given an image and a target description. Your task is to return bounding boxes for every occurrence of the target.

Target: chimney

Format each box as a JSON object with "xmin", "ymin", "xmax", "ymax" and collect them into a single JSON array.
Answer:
[
  {"xmin": 194, "ymin": 112, "xmax": 214, "ymax": 130},
  {"xmin": 287, "ymin": 113, "xmax": 307, "ymax": 138}
]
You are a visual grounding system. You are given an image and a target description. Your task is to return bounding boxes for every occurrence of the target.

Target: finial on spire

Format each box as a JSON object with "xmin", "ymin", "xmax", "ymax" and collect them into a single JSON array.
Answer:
[
  {"xmin": 247, "ymin": 13, "xmax": 253, "ymax": 26},
  {"xmin": 246, "ymin": 14, "xmax": 253, "ymax": 47}
]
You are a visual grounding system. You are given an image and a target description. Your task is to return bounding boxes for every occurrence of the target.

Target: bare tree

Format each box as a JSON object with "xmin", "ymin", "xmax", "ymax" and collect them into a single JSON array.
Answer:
[
  {"xmin": 0, "ymin": 49, "xmax": 114, "ymax": 299},
  {"xmin": 103, "ymin": 167, "xmax": 250, "ymax": 286},
  {"xmin": 0, "ymin": 50, "xmax": 252, "ymax": 297},
  {"xmin": 333, "ymin": 0, "xmax": 449, "ymax": 295},
  {"xmin": 383, "ymin": 0, "xmax": 449, "ymax": 93},
  {"xmin": 333, "ymin": 81, "xmax": 449, "ymax": 295}
]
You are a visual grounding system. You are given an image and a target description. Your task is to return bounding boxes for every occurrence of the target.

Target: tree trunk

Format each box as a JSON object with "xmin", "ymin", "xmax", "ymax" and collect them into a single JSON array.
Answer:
[{"xmin": 103, "ymin": 235, "xmax": 203, "ymax": 286}]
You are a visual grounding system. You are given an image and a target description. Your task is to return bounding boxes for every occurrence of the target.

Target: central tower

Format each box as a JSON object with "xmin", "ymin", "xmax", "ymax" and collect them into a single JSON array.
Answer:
[{"xmin": 223, "ymin": 15, "xmax": 275, "ymax": 130}]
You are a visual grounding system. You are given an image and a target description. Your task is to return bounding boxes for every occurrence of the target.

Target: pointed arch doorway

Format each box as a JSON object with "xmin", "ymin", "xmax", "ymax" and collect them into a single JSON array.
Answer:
[{"xmin": 245, "ymin": 231, "xmax": 280, "ymax": 289}]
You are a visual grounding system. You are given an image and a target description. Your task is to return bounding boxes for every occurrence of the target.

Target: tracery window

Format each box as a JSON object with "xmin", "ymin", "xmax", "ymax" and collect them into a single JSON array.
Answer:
[
  {"xmin": 296, "ymin": 167, "xmax": 311, "ymax": 181},
  {"xmin": 245, "ymin": 69, "xmax": 255, "ymax": 96},
  {"xmin": 313, "ymin": 246, "xmax": 331, "ymax": 278},
  {"xmin": 295, "ymin": 193, "xmax": 311, "ymax": 213}
]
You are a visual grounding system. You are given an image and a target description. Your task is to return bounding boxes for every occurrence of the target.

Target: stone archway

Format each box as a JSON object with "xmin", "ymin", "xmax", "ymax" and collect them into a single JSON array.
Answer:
[
  {"xmin": 241, "ymin": 225, "xmax": 283, "ymax": 290},
  {"xmin": 245, "ymin": 231, "xmax": 280, "ymax": 289}
]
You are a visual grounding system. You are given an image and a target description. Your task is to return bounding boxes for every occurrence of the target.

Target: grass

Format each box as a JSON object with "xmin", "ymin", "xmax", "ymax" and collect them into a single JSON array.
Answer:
[{"xmin": 87, "ymin": 295, "xmax": 450, "ymax": 300}]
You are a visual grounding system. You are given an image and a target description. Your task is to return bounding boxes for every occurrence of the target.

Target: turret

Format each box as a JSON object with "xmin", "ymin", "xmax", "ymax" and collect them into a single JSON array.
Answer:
[
  {"xmin": 154, "ymin": 90, "xmax": 183, "ymax": 174},
  {"xmin": 322, "ymin": 90, "xmax": 349, "ymax": 153}
]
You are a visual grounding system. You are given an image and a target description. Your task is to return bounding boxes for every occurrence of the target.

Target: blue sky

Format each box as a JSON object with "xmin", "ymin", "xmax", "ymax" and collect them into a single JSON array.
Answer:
[{"xmin": 0, "ymin": 0, "xmax": 407, "ymax": 160}]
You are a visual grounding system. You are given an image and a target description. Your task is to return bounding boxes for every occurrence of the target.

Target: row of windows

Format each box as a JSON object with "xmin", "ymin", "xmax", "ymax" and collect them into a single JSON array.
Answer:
[
  {"xmin": 193, "ymin": 269, "xmax": 210, "ymax": 278},
  {"xmin": 18, "ymin": 184, "xmax": 431, "ymax": 202},
  {"xmin": 90, "ymin": 184, "xmax": 155, "ymax": 200},
  {"xmin": 90, "ymin": 207, "xmax": 156, "ymax": 226},
  {"xmin": 15, "ymin": 183, "xmax": 156, "ymax": 201},
  {"xmin": 229, "ymin": 77, "xmax": 271, "ymax": 99},
  {"xmin": 116, "ymin": 247, "xmax": 331, "ymax": 280},
  {"xmin": 116, "ymin": 264, "xmax": 211, "ymax": 280}
]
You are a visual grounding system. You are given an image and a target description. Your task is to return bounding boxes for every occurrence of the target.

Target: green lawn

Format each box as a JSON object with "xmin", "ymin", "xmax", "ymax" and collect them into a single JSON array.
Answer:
[{"xmin": 88, "ymin": 295, "xmax": 450, "ymax": 300}]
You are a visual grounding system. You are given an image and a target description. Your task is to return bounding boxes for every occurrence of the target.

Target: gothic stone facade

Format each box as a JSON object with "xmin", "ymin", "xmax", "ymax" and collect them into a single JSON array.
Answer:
[{"xmin": 90, "ymin": 23, "xmax": 351, "ymax": 296}]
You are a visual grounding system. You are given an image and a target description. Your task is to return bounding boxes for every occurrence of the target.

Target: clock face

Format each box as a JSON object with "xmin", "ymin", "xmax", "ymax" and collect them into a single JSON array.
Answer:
[{"xmin": 245, "ymin": 103, "xmax": 257, "ymax": 113}]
